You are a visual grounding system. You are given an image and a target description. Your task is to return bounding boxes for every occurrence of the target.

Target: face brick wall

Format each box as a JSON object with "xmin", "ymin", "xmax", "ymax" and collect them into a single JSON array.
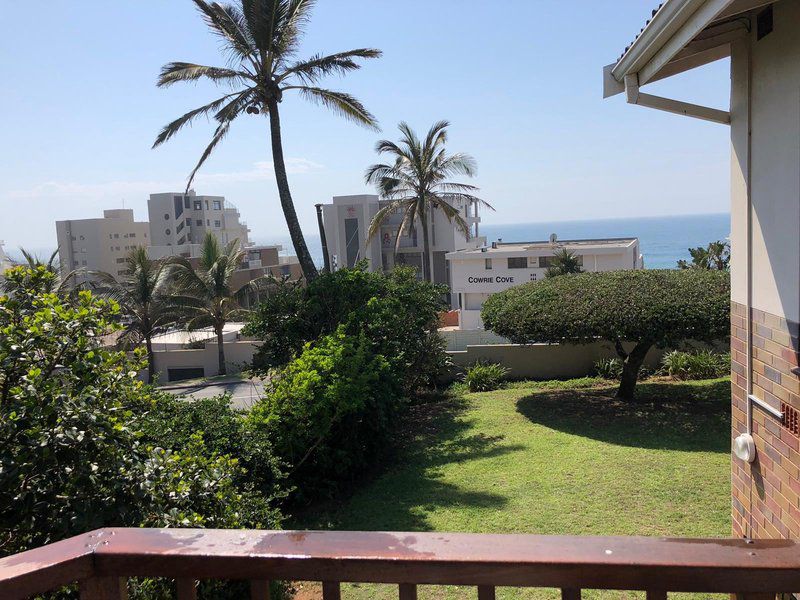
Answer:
[{"xmin": 731, "ymin": 301, "xmax": 800, "ymax": 539}]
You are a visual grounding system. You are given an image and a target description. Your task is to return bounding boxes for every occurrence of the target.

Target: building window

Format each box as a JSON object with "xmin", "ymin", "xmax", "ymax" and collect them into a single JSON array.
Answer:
[
  {"xmin": 186, "ymin": 218, "xmax": 191, "ymax": 225},
  {"xmin": 538, "ymin": 256, "xmax": 553, "ymax": 268},
  {"xmin": 508, "ymin": 257, "xmax": 527, "ymax": 269},
  {"xmin": 205, "ymin": 200, "xmax": 209, "ymax": 210},
  {"xmin": 114, "ymin": 233, "xmax": 119, "ymax": 239},
  {"xmin": 73, "ymin": 261, "xmax": 79, "ymax": 268},
  {"xmin": 184, "ymin": 196, "xmax": 190, "ymax": 209},
  {"xmin": 196, "ymin": 219, "xmax": 203, "ymax": 226},
  {"xmin": 117, "ymin": 269, "xmax": 126, "ymax": 276},
  {"xmin": 79, "ymin": 235, "xmax": 85, "ymax": 241},
  {"xmin": 116, "ymin": 258, "xmax": 126, "ymax": 264},
  {"xmin": 81, "ymin": 260, "xmax": 87, "ymax": 266},
  {"xmin": 194, "ymin": 201, "xmax": 202, "ymax": 210},
  {"xmin": 345, "ymin": 218, "xmax": 360, "ymax": 268},
  {"xmin": 214, "ymin": 220, "xmax": 221, "ymax": 228},
  {"xmin": 206, "ymin": 219, "xmax": 210, "ymax": 226},
  {"xmin": 80, "ymin": 248, "xmax": 86, "ymax": 253},
  {"xmin": 213, "ymin": 200, "xmax": 222, "ymax": 210},
  {"xmin": 71, "ymin": 236, "xmax": 76, "ymax": 241},
  {"xmin": 164, "ymin": 213, "xmax": 170, "ymax": 220},
  {"xmin": 130, "ymin": 233, "xmax": 136, "ymax": 238},
  {"xmin": 165, "ymin": 229, "xmax": 171, "ymax": 236},
  {"xmin": 485, "ymin": 258, "xmax": 492, "ymax": 270}
]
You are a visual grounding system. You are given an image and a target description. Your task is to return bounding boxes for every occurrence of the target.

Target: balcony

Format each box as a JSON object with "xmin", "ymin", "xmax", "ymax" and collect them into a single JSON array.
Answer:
[{"xmin": 2, "ymin": 528, "xmax": 799, "ymax": 599}]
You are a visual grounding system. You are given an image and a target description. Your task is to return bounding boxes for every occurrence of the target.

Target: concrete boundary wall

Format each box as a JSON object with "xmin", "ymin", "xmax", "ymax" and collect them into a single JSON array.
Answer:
[{"xmin": 448, "ymin": 341, "xmax": 665, "ymax": 380}]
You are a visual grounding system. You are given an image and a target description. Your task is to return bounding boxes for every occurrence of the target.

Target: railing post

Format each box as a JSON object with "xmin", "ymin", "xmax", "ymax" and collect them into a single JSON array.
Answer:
[
  {"xmin": 322, "ymin": 581, "xmax": 341, "ymax": 600},
  {"xmin": 478, "ymin": 585, "xmax": 496, "ymax": 600},
  {"xmin": 250, "ymin": 579, "xmax": 271, "ymax": 599},
  {"xmin": 561, "ymin": 589, "xmax": 581, "ymax": 600},
  {"xmin": 176, "ymin": 579, "xmax": 197, "ymax": 600},
  {"xmin": 79, "ymin": 577, "xmax": 128, "ymax": 600}
]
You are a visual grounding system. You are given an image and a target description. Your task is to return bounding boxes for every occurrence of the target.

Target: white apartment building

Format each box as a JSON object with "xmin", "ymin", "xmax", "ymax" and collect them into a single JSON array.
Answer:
[
  {"xmin": 0, "ymin": 241, "xmax": 12, "ymax": 275},
  {"xmin": 321, "ymin": 194, "xmax": 485, "ymax": 289},
  {"xmin": 55, "ymin": 209, "xmax": 150, "ymax": 277},
  {"xmin": 147, "ymin": 190, "xmax": 250, "ymax": 255},
  {"xmin": 447, "ymin": 237, "xmax": 644, "ymax": 329}
]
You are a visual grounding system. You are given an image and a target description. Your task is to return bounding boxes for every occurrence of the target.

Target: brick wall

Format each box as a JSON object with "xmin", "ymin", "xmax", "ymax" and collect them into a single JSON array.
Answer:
[{"xmin": 731, "ymin": 301, "xmax": 800, "ymax": 539}]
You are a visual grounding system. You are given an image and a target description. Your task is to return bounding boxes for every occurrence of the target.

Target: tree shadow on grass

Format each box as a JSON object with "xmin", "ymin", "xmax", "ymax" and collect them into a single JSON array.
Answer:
[
  {"xmin": 516, "ymin": 379, "xmax": 731, "ymax": 453},
  {"xmin": 294, "ymin": 396, "xmax": 524, "ymax": 531}
]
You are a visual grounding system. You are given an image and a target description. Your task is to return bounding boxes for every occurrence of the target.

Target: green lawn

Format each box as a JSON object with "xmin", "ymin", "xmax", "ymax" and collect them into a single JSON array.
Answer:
[{"xmin": 295, "ymin": 378, "xmax": 732, "ymax": 600}]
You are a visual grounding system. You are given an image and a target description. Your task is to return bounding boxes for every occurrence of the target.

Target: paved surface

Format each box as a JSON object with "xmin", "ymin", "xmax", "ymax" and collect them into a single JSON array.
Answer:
[{"xmin": 160, "ymin": 377, "xmax": 266, "ymax": 410}]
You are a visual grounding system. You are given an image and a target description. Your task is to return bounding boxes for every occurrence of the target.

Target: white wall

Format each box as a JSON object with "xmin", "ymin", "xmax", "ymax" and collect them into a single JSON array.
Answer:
[{"xmin": 730, "ymin": 1, "xmax": 800, "ymax": 322}]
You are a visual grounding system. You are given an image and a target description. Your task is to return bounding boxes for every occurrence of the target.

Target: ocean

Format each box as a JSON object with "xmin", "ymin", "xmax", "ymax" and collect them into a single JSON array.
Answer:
[{"xmin": 260, "ymin": 212, "xmax": 731, "ymax": 271}]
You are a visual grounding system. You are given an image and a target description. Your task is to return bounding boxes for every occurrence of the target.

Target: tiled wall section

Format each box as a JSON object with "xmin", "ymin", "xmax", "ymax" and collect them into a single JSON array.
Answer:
[{"xmin": 731, "ymin": 301, "xmax": 800, "ymax": 539}]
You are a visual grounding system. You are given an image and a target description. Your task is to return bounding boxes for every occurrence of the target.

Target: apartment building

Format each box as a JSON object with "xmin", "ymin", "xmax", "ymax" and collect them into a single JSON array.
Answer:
[
  {"xmin": 147, "ymin": 190, "xmax": 250, "ymax": 252},
  {"xmin": 0, "ymin": 241, "xmax": 12, "ymax": 274},
  {"xmin": 447, "ymin": 237, "xmax": 644, "ymax": 329},
  {"xmin": 321, "ymin": 194, "xmax": 485, "ymax": 288},
  {"xmin": 55, "ymin": 209, "xmax": 150, "ymax": 277}
]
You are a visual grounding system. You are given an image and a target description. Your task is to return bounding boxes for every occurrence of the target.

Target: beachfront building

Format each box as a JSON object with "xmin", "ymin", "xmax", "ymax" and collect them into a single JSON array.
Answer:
[
  {"xmin": 320, "ymin": 194, "xmax": 485, "ymax": 287},
  {"xmin": 55, "ymin": 209, "xmax": 150, "ymax": 277},
  {"xmin": 448, "ymin": 237, "xmax": 644, "ymax": 329},
  {"xmin": 147, "ymin": 190, "xmax": 250, "ymax": 252},
  {"xmin": 0, "ymin": 241, "xmax": 12, "ymax": 275},
  {"xmin": 605, "ymin": 0, "xmax": 800, "ymax": 541}
]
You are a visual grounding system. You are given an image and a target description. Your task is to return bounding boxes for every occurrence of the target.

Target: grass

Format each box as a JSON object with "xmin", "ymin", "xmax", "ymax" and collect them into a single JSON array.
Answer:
[{"xmin": 294, "ymin": 377, "xmax": 732, "ymax": 600}]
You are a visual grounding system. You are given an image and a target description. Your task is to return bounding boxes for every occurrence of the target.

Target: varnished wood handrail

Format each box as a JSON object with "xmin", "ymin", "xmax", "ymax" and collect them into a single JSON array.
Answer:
[{"xmin": 2, "ymin": 529, "xmax": 799, "ymax": 599}]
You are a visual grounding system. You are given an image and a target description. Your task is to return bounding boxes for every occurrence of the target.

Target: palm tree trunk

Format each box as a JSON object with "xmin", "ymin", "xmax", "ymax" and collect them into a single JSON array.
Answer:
[
  {"xmin": 145, "ymin": 335, "xmax": 155, "ymax": 385},
  {"xmin": 216, "ymin": 323, "xmax": 226, "ymax": 376},
  {"xmin": 267, "ymin": 98, "xmax": 318, "ymax": 282},
  {"xmin": 420, "ymin": 213, "xmax": 433, "ymax": 283}
]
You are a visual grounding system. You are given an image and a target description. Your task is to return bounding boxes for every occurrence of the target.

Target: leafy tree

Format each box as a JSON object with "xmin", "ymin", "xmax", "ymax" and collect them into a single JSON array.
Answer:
[
  {"xmin": 677, "ymin": 240, "xmax": 730, "ymax": 270},
  {"xmin": 101, "ymin": 247, "xmax": 178, "ymax": 383},
  {"xmin": 545, "ymin": 248, "xmax": 584, "ymax": 278},
  {"xmin": 0, "ymin": 266, "xmax": 270, "ymax": 558},
  {"xmin": 365, "ymin": 121, "xmax": 493, "ymax": 282},
  {"xmin": 1, "ymin": 247, "xmax": 82, "ymax": 296},
  {"xmin": 170, "ymin": 233, "xmax": 253, "ymax": 376},
  {"xmin": 244, "ymin": 264, "xmax": 449, "ymax": 393},
  {"xmin": 481, "ymin": 269, "xmax": 730, "ymax": 400},
  {"xmin": 153, "ymin": 0, "xmax": 382, "ymax": 281}
]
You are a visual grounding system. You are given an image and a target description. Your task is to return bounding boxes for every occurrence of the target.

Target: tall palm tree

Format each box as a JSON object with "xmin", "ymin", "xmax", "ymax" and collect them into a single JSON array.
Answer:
[
  {"xmin": 365, "ymin": 121, "xmax": 493, "ymax": 282},
  {"xmin": 170, "ymin": 233, "xmax": 253, "ymax": 376},
  {"xmin": 101, "ymin": 247, "xmax": 178, "ymax": 384},
  {"xmin": 153, "ymin": 0, "xmax": 382, "ymax": 282}
]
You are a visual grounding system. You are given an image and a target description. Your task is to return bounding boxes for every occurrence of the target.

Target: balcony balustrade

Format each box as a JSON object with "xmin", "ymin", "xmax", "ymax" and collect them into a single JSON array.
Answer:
[{"xmin": 1, "ymin": 528, "xmax": 798, "ymax": 600}]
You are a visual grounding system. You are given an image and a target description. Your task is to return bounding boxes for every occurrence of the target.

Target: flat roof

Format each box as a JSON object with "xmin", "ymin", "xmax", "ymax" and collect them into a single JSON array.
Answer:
[{"xmin": 447, "ymin": 237, "xmax": 638, "ymax": 258}]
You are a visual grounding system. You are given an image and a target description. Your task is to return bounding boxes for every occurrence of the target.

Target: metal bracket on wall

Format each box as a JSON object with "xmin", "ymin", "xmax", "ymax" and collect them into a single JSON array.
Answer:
[{"xmin": 748, "ymin": 394, "xmax": 784, "ymax": 421}]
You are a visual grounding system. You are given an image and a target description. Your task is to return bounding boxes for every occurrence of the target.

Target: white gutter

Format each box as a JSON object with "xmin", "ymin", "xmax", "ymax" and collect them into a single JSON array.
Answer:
[{"xmin": 624, "ymin": 73, "xmax": 731, "ymax": 125}]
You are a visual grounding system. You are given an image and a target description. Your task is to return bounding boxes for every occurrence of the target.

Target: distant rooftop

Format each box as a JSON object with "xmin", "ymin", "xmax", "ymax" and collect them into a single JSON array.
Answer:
[{"xmin": 448, "ymin": 237, "xmax": 638, "ymax": 257}]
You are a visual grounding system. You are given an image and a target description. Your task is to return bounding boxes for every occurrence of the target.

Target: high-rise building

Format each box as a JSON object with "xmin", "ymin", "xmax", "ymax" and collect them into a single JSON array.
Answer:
[
  {"xmin": 55, "ymin": 209, "xmax": 150, "ymax": 277},
  {"xmin": 320, "ymin": 194, "xmax": 486, "ymax": 288},
  {"xmin": 147, "ymin": 191, "xmax": 250, "ymax": 255}
]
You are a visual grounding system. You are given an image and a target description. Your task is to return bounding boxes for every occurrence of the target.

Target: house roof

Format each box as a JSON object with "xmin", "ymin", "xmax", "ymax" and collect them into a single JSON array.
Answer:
[{"xmin": 446, "ymin": 238, "xmax": 638, "ymax": 260}]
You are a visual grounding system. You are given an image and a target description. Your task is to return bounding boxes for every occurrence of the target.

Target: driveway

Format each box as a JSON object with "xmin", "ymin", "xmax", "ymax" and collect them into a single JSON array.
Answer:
[{"xmin": 159, "ymin": 376, "xmax": 266, "ymax": 410}]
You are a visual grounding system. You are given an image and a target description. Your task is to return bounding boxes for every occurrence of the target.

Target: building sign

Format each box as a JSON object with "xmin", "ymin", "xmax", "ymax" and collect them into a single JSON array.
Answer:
[{"xmin": 467, "ymin": 276, "xmax": 515, "ymax": 284}]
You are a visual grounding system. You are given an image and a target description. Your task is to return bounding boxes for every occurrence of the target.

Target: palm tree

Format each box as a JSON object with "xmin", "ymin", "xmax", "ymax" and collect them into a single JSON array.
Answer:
[
  {"xmin": 545, "ymin": 249, "xmax": 584, "ymax": 278},
  {"xmin": 169, "ymin": 233, "xmax": 253, "ymax": 376},
  {"xmin": 101, "ymin": 247, "xmax": 178, "ymax": 384},
  {"xmin": 153, "ymin": 0, "xmax": 382, "ymax": 282},
  {"xmin": 365, "ymin": 121, "xmax": 493, "ymax": 282},
  {"xmin": 1, "ymin": 248, "xmax": 83, "ymax": 296}
]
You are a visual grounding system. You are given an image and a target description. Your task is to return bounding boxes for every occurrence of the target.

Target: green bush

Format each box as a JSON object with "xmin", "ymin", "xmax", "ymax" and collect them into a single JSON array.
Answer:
[
  {"xmin": 245, "ymin": 265, "xmax": 449, "ymax": 393},
  {"xmin": 481, "ymin": 269, "xmax": 730, "ymax": 400},
  {"xmin": 247, "ymin": 328, "xmax": 401, "ymax": 501},
  {"xmin": 662, "ymin": 350, "xmax": 730, "ymax": 380},
  {"xmin": 0, "ymin": 267, "xmax": 280, "ymax": 570},
  {"xmin": 463, "ymin": 362, "xmax": 509, "ymax": 392},
  {"xmin": 594, "ymin": 357, "xmax": 623, "ymax": 380}
]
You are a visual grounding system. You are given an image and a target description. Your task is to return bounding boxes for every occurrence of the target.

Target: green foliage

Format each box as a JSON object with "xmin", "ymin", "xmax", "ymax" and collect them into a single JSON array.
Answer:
[
  {"xmin": 545, "ymin": 248, "xmax": 584, "ymax": 278},
  {"xmin": 463, "ymin": 362, "xmax": 509, "ymax": 392},
  {"xmin": 594, "ymin": 357, "xmax": 623, "ymax": 380},
  {"xmin": 0, "ymin": 267, "xmax": 279, "ymax": 563},
  {"xmin": 662, "ymin": 350, "xmax": 731, "ymax": 380},
  {"xmin": 245, "ymin": 265, "xmax": 449, "ymax": 393},
  {"xmin": 677, "ymin": 240, "xmax": 730, "ymax": 270},
  {"xmin": 481, "ymin": 269, "xmax": 730, "ymax": 399},
  {"xmin": 248, "ymin": 328, "xmax": 400, "ymax": 501}
]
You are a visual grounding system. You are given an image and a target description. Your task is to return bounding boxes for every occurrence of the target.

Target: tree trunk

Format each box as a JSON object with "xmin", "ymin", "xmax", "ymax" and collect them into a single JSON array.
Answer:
[
  {"xmin": 615, "ymin": 340, "xmax": 652, "ymax": 400},
  {"xmin": 267, "ymin": 98, "xmax": 318, "ymax": 282},
  {"xmin": 420, "ymin": 212, "xmax": 433, "ymax": 283},
  {"xmin": 216, "ymin": 324, "xmax": 226, "ymax": 376},
  {"xmin": 145, "ymin": 335, "xmax": 155, "ymax": 385}
]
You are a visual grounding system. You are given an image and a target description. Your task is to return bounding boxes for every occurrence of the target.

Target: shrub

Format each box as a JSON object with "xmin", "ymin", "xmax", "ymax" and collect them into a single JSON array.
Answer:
[
  {"xmin": 0, "ymin": 267, "xmax": 280, "ymax": 565},
  {"xmin": 247, "ymin": 328, "xmax": 401, "ymax": 501},
  {"xmin": 463, "ymin": 362, "xmax": 509, "ymax": 392},
  {"xmin": 594, "ymin": 357, "xmax": 623, "ymax": 380},
  {"xmin": 245, "ymin": 265, "xmax": 449, "ymax": 393},
  {"xmin": 662, "ymin": 350, "xmax": 730, "ymax": 380},
  {"xmin": 481, "ymin": 269, "xmax": 730, "ymax": 400}
]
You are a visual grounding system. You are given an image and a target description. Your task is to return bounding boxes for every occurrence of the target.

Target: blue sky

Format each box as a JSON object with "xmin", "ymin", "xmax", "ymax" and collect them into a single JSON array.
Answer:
[{"xmin": 0, "ymin": 1, "xmax": 732, "ymax": 250}]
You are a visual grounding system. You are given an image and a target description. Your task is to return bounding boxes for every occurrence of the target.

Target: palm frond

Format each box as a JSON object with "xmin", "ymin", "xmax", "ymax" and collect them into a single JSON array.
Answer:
[
  {"xmin": 152, "ymin": 92, "xmax": 240, "ymax": 148},
  {"xmin": 280, "ymin": 48, "xmax": 382, "ymax": 84},
  {"xmin": 185, "ymin": 120, "xmax": 232, "ymax": 192},
  {"xmin": 286, "ymin": 86, "xmax": 379, "ymax": 130},
  {"xmin": 157, "ymin": 62, "xmax": 248, "ymax": 87},
  {"xmin": 192, "ymin": 0, "xmax": 256, "ymax": 61},
  {"xmin": 437, "ymin": 152, "xmax": 477, "ymax": 177}
]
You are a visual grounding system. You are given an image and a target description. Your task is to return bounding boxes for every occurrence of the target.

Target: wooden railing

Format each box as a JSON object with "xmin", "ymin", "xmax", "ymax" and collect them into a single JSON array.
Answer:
[{"xmin": 1, "ymin": 528, "xmax": 799, "ymax": 599}]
